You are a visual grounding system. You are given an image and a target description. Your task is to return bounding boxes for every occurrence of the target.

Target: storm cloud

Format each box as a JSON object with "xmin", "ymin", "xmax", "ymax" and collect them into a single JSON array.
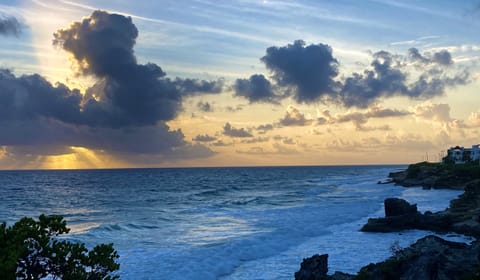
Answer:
[
  {"xmin": 0, "ymin": 16, "xmax": 22, "ymax": 36},
  {"xmin": 340, "ymin": 49, "xmax": 468, "ymax": 108},
  {"xmin": 0, "ymin": 10, "xmax": 224, "ymax": 162},
  {"xmin": 0, "ymin": 69, "xmax": 82, "ymax": 123},
  {"xmin": 234, "ymin": 74, "xmax": 278, "ymax": 103},
  {"xmin": 262, "ymin": 40, "xmax": 340, "ymax": 103},
  {"xmin": 246, "ymin": 41, "xmax": 469, "ymax": 108},
  {"xmin": 52, "ymin": 10, "xmax": 223, "ymax": 127}
]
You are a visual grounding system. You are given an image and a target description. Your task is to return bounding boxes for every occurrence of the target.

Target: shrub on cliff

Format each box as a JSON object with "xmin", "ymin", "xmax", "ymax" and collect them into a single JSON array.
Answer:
[
  {"xmin": 406, "ymin": 161, "xmax": 480, "ymax": 181},
  {"xmin": 0, "ymin": 214, "xmax": 119, "ymax": 280}
]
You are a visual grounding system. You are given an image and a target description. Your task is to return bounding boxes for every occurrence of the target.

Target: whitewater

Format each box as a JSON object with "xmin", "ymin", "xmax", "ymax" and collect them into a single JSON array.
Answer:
[{"xmin": 0, "ymin": 166, "xmax": 471, "ymax": 279}]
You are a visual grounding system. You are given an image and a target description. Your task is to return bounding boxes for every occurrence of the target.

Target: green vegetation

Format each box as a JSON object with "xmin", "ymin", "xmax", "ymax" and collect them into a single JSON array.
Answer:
[
  {"xmin": 0, "ymin": 214, "xmax": 119, "ymax": 280},
  {"xmin": 355, "ymin": 249, "xmax": 419, "ymax": 280},
  {"xmin": 406, "ymin": 161, "xmax": 480, "ymax": 180}
]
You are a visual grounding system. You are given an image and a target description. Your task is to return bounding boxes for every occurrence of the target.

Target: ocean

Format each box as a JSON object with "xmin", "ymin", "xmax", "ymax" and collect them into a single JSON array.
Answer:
[{"xmin": 0, "ymin": 165, "xmax": 470, "ymax": 279}]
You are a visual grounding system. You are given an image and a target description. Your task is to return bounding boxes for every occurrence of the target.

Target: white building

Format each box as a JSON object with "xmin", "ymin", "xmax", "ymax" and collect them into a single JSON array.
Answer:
[
  {"xmin": 444, "ymin": 144, "xmax": 480, "ymax": 164},
  {"xmin": 472, "ymin": 144, "xmax": 480, "ymax": 161}
]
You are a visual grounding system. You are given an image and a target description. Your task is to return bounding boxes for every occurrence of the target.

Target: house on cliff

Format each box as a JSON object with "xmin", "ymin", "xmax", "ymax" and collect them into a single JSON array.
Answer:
[{"xmin": 444, "ymin": 144, "xmax": 480, "ymax": 164}]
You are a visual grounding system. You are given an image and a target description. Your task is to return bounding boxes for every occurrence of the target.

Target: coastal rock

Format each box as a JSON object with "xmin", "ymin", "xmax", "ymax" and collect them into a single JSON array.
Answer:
[
  {"xmin": 361, "ymin": 215, "xmax": 419, "ymax": 232},
  {"xmin": 300, "ymin": 163, "xmax": 480, "ymax": 280},
  {"xmin": 388, "ymin": 170, "xmax": 406, "ymax": 182},
  {"xmin": 388, "ymin": 162, "xmax": 474, "ymax": 189},
  {"xmin": 361, "ymin": 198, "xmax": 454, "ymax": 233},
  {"xmin": 448, "ymin": 179, "xmax": 480, "ymax": 236},
  {"xmin": 361, "ymin": 198, "xmax": 422, "ymax": 232},
  {"xmin": 381, "ymin": 164, "xmax": 480, "ymax": 236},
  {"xmin": 295, "ymin": 254, "xmax": 329, "ymax": 280},
  {"xmin": 384, "ymin": 198, "xmax": 418, "ymax": 217},
  {"xmin": 294, "ymin": 254, "xmax": 354, "ymax": 280},
  {"xmin": 356, "ymin": 235, "xmax": 480, "ymax": 280},
  {"xmin": 450, "ymin": 179, "xmax": 480, "ymax": 215}
]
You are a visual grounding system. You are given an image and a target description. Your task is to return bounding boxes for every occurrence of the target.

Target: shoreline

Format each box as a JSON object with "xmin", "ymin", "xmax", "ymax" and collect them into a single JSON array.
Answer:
[{"xmin": 296, "ymin": 162, "xmax": 480, "ymax": 280}]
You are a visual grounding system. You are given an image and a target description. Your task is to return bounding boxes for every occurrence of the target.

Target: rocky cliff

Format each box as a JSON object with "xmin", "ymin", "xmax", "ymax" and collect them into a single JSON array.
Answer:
[{"xmin": 295, "ymin": 162, "xmax": 480, "ymax": 280}]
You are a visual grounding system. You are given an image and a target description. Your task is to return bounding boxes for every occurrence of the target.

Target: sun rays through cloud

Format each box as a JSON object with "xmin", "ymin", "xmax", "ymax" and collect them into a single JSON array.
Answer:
[{"xmin": 0, "ymin": 0, "xmax": 479, "ymax": 168}]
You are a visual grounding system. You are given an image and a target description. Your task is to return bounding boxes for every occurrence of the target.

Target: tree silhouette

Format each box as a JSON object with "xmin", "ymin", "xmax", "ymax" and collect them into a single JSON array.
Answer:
[{"xmin": 0, "ymin": 214, "xmax": 119, "ymax": 280}]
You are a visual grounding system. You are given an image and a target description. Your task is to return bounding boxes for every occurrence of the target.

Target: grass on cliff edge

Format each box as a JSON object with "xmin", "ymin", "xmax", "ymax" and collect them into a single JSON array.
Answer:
[{"xmin": 406, "ymin": 161, "xmax": 480, "ymax": 180}]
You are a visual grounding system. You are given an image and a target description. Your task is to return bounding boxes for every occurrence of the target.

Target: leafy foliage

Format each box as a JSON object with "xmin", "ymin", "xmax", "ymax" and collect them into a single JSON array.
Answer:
[
  {"xmin": 406, "ymin": 161, "xmax": 480, "ymax": 181},
  {"xmin": 0, "ymin": 214, "xmax": 119, "ymax": 280}
]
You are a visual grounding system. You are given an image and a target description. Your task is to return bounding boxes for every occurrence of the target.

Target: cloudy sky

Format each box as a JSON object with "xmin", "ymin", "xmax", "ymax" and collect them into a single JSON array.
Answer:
[{"xmin": 0, "ymin": 0, "xmax": 480, "ymax": 169}]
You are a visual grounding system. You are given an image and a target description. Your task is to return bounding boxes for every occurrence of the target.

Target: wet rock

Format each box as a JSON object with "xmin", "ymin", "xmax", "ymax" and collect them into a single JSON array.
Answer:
[
  {"xmin": 294, "ymin": 254, "xmax": 354, "ymax": 280},
  {"xmin": 361, "ymin": 198, "xmax": 457, "ymax": 233},
  {"xmin": 361, "ymin": 198, "xmax": 421, "ymax": 232},
  {"xmin": 295, "ymin": 254, "xmax": 329, "ymax": 280},
  {"xmin": 384, "ymin": 198, "xmax": 418, "ymax": 217},
  {"xmin": 388, "ymin": 170, "xmax": 406, "ymax": 182},
  {"xmin": 388, "ymin": 162, "xmax": 473, "ymax": 190},
  {"xmin": 356, "ymin": 235, "xmax": 480, "ymax": 280},
  {"xmin": 300, "ymin": 164, "xmax": 480, "ymax": 280},
  {"xmin": 365, "ymin": 180, "xmax": 480, "ymax": 236}
]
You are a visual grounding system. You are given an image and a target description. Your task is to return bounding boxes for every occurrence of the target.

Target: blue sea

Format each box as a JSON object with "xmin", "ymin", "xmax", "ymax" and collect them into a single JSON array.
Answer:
[{"xmin": 0, "ymin": 165, "xmax": 470, "ymax": 279}]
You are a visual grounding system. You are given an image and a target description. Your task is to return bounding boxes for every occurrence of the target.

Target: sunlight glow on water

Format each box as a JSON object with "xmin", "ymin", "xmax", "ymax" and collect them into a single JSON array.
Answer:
[{"xmin": 185, "ymin": 216, "xmax": 261, "ymax": 245}]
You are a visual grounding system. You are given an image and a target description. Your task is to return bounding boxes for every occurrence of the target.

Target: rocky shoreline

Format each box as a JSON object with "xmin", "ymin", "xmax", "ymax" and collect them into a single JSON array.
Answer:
[{"xmin": 295, "ymin": 162, "xmax": 480, "ymax": 280}]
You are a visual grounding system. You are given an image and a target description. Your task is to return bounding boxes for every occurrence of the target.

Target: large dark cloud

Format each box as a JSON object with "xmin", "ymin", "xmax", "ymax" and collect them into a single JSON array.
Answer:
[
  {"xmin": 0, "ymin": 119, "xmax": 186, "ymax": 155},
  {"xmin": 52, "ymin": 10, "xmax": 223, "ymax": 128},
  {"xmin": 0, "ymin": 69, "xmax": 82, "ymax": 123},
  {"xmin": 0, "ymin": 10, "xmax": 224, "ymax": 163},
  {"xmin": 340, "ymin": 49, "xmax": 468, "ymax": 108},
  {"xmin": 341, "ymin": 51, "xmax": 408, "ymax": 107},
  {"xmin": 0, "ymin": 16, "xmax": 22, "ymax": 36},
  {"xmin": 261, "ymin": 40, "xmax": 340, "ymax": 103},
  {"xmin": 234, "ymin": 74, "xmax": 278, "ymax": 103},
  {"xmin": 237, "ymin": 41, "xmax": 469, "ymax": 108}
]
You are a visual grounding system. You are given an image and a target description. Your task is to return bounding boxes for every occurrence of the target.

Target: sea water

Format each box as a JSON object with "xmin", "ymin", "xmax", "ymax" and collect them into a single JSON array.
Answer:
[{"xmin": 0, "ymin": 166, "xmax": 469, "ymax": 279}]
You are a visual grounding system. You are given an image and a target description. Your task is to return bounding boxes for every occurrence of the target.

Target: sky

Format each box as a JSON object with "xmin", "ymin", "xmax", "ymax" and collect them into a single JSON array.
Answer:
[{"xmin": 0, "ymin": 0, "xmax": 480, "ymax": 169}]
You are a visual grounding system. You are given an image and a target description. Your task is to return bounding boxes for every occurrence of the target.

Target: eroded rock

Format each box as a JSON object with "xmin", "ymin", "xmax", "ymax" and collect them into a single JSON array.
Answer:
[
  {"xmin": 294, "ymin": 254, "xmax": 355, "ymax": 280},
  {"xmin": 356, "ymin": 235, "xmax": 480, "ymax": 280}
]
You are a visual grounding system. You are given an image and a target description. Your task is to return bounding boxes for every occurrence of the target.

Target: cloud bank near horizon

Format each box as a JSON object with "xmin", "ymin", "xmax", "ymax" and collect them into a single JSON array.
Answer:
[
  {"xmin": 0, "ymin": 9, "xmax": 474, "ymax": 167},
  {"xmin": 0, "ymin": 10, "xmax": 222, "ymax": 164}
]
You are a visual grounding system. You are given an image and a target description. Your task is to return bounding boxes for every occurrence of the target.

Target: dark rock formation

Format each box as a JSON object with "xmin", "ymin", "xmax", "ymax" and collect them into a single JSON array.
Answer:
[
  {"xmin": 361, "ymin": 198, "xmax": 455, "ymax": 234},
  {"xmin": 448, "ymin": 179, "xmax": 480, "ymax": 237},
  {"xmin": 389, "ymin": 162, "xmax": 478, "ymax": 189},
  {"xmin": 299, "ymin": 163, "xmax": 480, "ymax": 280},
  {"xmin": 362, "ymin": 179, "xmax": 480, "ymax": 237},
  {"xmin": 356, "ymin": 235, "xmax": 480, "ymax": 280},
  {"xmin": 295, "ymin": 254, "xmax": 329, "ymax": 280},
  {"xmin": 384, "ymin": 198, "xmax": 417, "ymax": 217},
  {"xmin": 294, "ymin": 254, "xmax": 355, "ymax": 280}
]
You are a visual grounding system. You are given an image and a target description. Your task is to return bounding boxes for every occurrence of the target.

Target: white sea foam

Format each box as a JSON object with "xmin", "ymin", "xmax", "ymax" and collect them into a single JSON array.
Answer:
[
  {"xmin": 0, "ymin": 166, "xmax": 470, "ymax": 279},
  {"xmin": 223, "ymin": 186, "xmax": 470, "ymax": 279}
]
